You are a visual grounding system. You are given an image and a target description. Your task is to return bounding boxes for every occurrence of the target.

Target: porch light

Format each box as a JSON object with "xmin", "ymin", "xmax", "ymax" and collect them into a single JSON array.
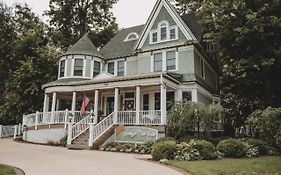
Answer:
[
  {"xmin": 90, "ymin": 111, "xmax": 94, "ymax": 123},
  {"xmin": 69, "ymin": 113, "xmax": 74, "ymax": 123}
]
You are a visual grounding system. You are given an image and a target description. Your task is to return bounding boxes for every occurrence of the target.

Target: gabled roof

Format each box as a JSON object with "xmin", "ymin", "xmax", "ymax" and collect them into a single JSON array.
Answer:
[
  {"xmin": 181, "ymin": 13, "xmax": 204, "ymax": 41},
  {"xmin": 100, "ymin": 25, "xmax": 144, "ymax": 59},
  {"xmin": 133, "ymin": 0, "xmax": 198, "ymax": 50},
  {"xmin": 65, "ymin": 33, "xmax": 102, "ymax": 57}
]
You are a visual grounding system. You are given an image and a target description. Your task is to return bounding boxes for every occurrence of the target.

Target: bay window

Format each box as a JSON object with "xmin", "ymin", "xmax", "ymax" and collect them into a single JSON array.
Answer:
[{"xmin": 74, "ymin": 58, "xmax": 83, "ymax": 76}]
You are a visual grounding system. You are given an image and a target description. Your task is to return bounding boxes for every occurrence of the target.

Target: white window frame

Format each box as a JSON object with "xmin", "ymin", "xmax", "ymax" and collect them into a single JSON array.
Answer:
[
  {"xmin": 58, "ymin": 58, "xmax": 66, "ymax": 79},
  {"xmin": 106, "ymin": 59, "xmax": 126, "ymax": 76},
  {"xmin": 124, "ymin": 32, "xmax": 139, "ymax": 42},
  {"xmin": 72, "ymin": 57, "xmax": 85, "ymax": 77},
  {"xmin": 149, "ymin": 20, "xmax": 179, "ymax": 44},
  {"xmin": 151, "ymin": 49, "xmax": 178, "ymax": 72},
  {"xmin": 91, "ymin": 59, "xmax": 102, "ymax": 78}
]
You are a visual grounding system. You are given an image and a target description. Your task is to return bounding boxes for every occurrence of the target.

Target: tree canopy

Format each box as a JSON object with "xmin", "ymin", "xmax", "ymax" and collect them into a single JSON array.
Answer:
[{"xmin": 175, "ymin": 0, "xmax": 281, "ymax": 126}]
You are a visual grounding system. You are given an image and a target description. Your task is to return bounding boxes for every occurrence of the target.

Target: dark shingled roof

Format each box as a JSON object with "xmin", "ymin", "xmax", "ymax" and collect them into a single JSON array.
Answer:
[
  {"xmin": 181, "ymin": 12, "xmax": 204, "ymax": 41},
  {"xmin": 65, "ymin": 33, "xmax": 102, "ymax": 57},
  {"xmin": 42, "ymin": 78, "xmax": 88, "ymax": 89},
  {"xmin": 100, "ymin": 25, "xmax": 145, "ymax": 59}
]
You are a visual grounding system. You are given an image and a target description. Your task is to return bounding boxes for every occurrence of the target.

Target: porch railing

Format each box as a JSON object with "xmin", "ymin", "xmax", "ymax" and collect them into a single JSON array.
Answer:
[
  {"xmin": 71, "ymin": 114, "xmax": 92, "ymax": 141},
  {"xmin": 117, "ymin": 110, "xmax": 161, "ymax": 125}
]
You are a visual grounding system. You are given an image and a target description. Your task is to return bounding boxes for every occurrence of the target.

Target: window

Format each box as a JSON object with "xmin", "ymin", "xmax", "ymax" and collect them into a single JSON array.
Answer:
[
  {"xmin": 166, "ymin": 51, "xmax": 176, "ymax": 71},
  {"xmin": 182, "ymin": 91, "xmax": 192, "ymax": 101},
  {"xmin": 152, "ymin": 32, "xmax": 157, "ymax": 43},
  {"xmin": 200, "ymin": 59, "xmax": 205, "ymax": 78},
  {"xmin": 108, "ymin": 62, "xmax": 115, "ymax": 75},
  {"xmin": 125, "ymin": 32, "xmax": 139, "ymax": 41},
  {"xmin": 143, "ymin": 94, "xmax": 149, "ymax": 110},
  {"xmin": 93, "ymin": 61, "xmax": 101, "ymax": 77},
  {"xmin": 170, "ymin": 28, "xmax": 176, "ymax": 39},
  {"xmin": 117, "ymin": 61, "xmax": 125, "ymax": 76},
  {"xmin": 59, "ymin": 60, "xmax": 65, "ymax": 78},
  {"xmin": 74, "ymin": 58, "xmax": 83, "ymax": 76},
  {"xmin": 167, "ymin": 92, "xmax": 175, "ymax": 110},
  {"xmin": 160, "ymin": 24, "xmax": 167, "ymax": 41},
  {"xmin": 125, "ymin": 92, "xmax": 134, "ymax": 98},
  {"xmin": 154, "ymin": 93, "xmax": 160, "ymax": 110},
  {"xmin": 154, "ymin": 53, "xmax": 162, "ymax": 72}
]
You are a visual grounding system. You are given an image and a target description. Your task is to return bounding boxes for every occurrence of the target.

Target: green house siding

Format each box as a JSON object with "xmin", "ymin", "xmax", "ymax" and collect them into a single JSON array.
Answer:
[
  {"xmin": 142, "ymin": 5, "xmax": 187, "ymax": 50},
  {"xmin": 66, "ymin": 57, "xmax": 72, "ymax": 77},
  {"xmin": 137, "ymin": 54, "xmax": 151, "ymax": 74},
  {"xmin": 85, "ymin": 58, "xmax": 91, "ymax": 77},
  {"xmin": 126, "ymin": 56, "xmax": 138, "ymax": 76},
  {"xmin": 178, "ymin": 49, "xmax": 194, "ymax": 74},
  {"xmin": 197, "ymin": 91, "xmax": 212, "ymax": 104}
]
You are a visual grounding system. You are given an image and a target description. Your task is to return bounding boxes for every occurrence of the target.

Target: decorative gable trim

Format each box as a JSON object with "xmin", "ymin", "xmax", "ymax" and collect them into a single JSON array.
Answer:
[{"xmin": 133, "ymin": 0, "xmax": 198, "ymax": 51}]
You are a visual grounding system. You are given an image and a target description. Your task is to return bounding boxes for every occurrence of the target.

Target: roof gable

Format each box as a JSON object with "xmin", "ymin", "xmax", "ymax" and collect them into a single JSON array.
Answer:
[
  {"xmin": 65, "ymin": 33, "xmax": 101, "ymax": 57},
  {"xmin": 133, "ymin": 0, "xmax": 198, "ymax": 50}
]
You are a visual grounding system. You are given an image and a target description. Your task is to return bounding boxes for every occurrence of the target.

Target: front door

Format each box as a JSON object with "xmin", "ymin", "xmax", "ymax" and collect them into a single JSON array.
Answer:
[{"xmin": 106, "ymin": 97, "xmax": 114, "ymax": 115}]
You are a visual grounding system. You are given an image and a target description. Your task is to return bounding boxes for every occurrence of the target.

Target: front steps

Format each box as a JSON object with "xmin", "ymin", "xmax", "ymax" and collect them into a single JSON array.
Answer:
[{"xmin": 67, "ymin": 125, "xmax": 117, "ymax": 150}]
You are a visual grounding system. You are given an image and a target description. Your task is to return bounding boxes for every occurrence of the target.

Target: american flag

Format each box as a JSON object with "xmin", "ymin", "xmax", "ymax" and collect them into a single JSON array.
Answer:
[{"xmin": 80, "ymin": 96, "xmax": 90, "ymax": 116}]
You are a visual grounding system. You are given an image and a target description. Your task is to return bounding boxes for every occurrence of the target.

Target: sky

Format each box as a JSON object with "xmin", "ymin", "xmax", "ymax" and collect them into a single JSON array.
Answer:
[{"xmin": 2, "ymin": 0, "xmax": 158, "ymax": 28}]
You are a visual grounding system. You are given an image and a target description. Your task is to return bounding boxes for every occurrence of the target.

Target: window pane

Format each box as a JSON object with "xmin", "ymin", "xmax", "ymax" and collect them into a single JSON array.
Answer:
[
  {"xmin": 152, "ymin": 32, "xmax": 157, "ymax": 43},
  {"xmin": 200, "ymin": 59, "xmax": 205, "ymax": 78},
  {"xmin": 125, "ymin": 92, "xmax": 134, "ymax": 98},
  {"xmin": 167, "ymin": 92, "xmax": 175, "ymax": 110},
  {"xmin": 60, "ymin": 60, "xmax": 65, "ymax": 77},
  {"xmin": 170, "ymin": 28, "xmax": 176, "ymax": 39},
  {"xmin": 154, "ymin": 53, "xmax": 162, "ymax": 72},
  {"xmin": 166, "ymin": 51, "xmax": 176, "ymax": 70},
  {"xmin": 143, "ymin": 94, "xmax": 149, "ymax": 110},
  {"xmin": 108, "ymin": 62, "xmax": 115, "ymax": 75},
  {"xmin": 117, "ymin": 61, "xmax": 125, "ymax": 76},
  {"xmin": 93, "ymin": 61, "xmax": 101, "ymax": 77},
  {"xmin": 74, "ymin": 59, "xmax": 83, "ymax": 76},
  {"xmin": 161, "ymin": 27, "xmax": 167, "ymax": 40},
  {"xmin": 182, "ymin": 91, "xmax": 192, "ymax": 101},
  {"xmin": 154, "ymin": 93, "xmax": 160, "ymax": 110}
]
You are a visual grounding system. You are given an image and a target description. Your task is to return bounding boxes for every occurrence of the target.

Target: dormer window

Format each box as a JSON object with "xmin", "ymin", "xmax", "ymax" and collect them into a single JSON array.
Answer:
[
  {"xmin": 124, "ymin": 32, "xmax": 139, "ymax": 42},
  {"xmin": 149, "ymin": 21, "xmax": 178, "ymax": 44},
  {"xmin": 74, "ymin": 58, "xmax": 83, "ymax": 76},
  {"xmin": 59, "ymin": 60, "xmax": 65, "ymax": 78}
]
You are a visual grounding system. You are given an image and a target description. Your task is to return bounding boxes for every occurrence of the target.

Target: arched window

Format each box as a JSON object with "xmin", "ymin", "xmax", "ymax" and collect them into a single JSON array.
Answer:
[
  {"xmin": 124, "ymin": 32, "xmax": 139, "ymax": 42},
  {"xmin": 159, "ymin": 21, "xmax": 168, "ymax": 41}
]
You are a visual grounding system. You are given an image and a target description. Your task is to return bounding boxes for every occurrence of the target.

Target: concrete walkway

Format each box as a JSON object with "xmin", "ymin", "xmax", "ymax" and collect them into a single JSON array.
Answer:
[{"xmin": 0, "ymin": 139, "xmax": 182, "ymax": 175}]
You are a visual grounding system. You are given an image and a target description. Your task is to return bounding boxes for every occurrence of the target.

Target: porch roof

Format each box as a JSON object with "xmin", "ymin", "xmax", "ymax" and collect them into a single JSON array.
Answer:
[{"xmin": 42, "ymin": 72, "xmax": 181, "ymax": 90}]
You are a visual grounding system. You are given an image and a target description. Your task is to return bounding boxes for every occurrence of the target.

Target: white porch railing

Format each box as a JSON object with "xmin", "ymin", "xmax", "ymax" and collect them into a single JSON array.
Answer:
[
  {"xmin": 71, "ymin": 114, "xmax": 92, "ymax": 141},
  {"xmin": 117, "ymin": 110, "xmax": 161, "ymax": 125},
  {"xmin": 88, "ymin": 112, "xmax": 114, "ymax": 146},
  {"xmin": 117, "ymin": 111, "xmax": 136, "ymax": 124}
]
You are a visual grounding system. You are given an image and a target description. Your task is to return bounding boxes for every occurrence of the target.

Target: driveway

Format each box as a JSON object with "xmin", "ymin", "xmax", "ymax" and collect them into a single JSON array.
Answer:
[{"xmin": 0, "ymin": 139, "xmax": 182, "ymax": 175}]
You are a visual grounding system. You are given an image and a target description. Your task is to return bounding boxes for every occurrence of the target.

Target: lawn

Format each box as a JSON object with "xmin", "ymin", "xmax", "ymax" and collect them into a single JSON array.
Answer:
[
  {"xmin": 0, "ymin": 165, "xmax": 16, "ymax": 175},
  {"xmin": 166, "ymin": 156, "xmax": 281, "ymax": 175}
]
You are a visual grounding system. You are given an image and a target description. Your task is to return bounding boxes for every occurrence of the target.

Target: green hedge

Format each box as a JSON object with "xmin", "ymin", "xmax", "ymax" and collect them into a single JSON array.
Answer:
[
  {"xmin": 217, "ymin": 139, "xmax": 246, "ymax": 158},
  {"xmin": 151, "ymin": 140, "xmax": 177, "ymax": 161}
]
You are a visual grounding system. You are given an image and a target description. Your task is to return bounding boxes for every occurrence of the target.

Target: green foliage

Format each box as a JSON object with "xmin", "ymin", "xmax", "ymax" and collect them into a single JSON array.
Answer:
[
  {"xmin": 99, "ymin": 142, "xmax": 153, "ymax": 154},
  {"xmin": 245, "ymin": 138, "xmax": 268, "ymax": 155},
  {"xmin": 0, "ymin": 3, "xmax": 57, "ymax": 125},
  {"xmin": 217, "ymin": 139, "xmax": 246, "ymax": 158},
  {"xmin": 190, "ymin": 140, "xmax": 217, "ymax": 160},
  {"xmin": 151, "ymin": 140, "xmax": 177, "ymax": 161},
  {"xmin": 175, "ymin": 0, "xmax": 281, "ymax": 127},
  {"xmin": 247, "ymin": 107, "xmax": 281, "ymax": 151},
  {"xmin": 174, "ymin": 142, "xmax": 202, "ymax": 161},
  {"xmin": 46, "ymin": 0, "xmax": 118, "ymax": 49},
  {"xmin": 154, "ymin": 137, "xmax": 176, "ymax": 144},
  {"xmin": 60, "ymin": 136, "xmax": 67, "ymax": 147},
  {"xmin": 167, "ymin": 101, "xmax": 224, "ymax": 140}
]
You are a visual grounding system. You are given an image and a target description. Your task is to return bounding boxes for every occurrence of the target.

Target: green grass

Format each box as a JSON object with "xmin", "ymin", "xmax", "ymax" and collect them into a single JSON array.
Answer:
[
  {"xmin": 0, "ymin": 165, "xmax": 16, "ymax": 175},
  {"xmin": 166, "ymin": 156, "xmax": 281, "ymax": 175}
]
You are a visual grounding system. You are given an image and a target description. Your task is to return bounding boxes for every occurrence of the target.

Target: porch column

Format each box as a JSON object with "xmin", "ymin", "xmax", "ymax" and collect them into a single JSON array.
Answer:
[
  {"xmin": 56, "ymin": 99, "xmax": 60, "ymax": 111},
  {"xmin": 114, "ymin": 88, "xmax": 119, "ymax": 124},
  {"xmin": 94, "ymin": 89, "xmax": 99, "ymax": 124},
  {"xmin": 175, "ymin": 89, "xmax": 182, "ymax": 101},
  {"xmin": 71, "ymin": 91, "xmax": 77, "ymax": 115},
  {"xmin": 43, "ymin": 93, "xmax": 49, "ymax": 114},
  {"xmin": 160, "ymin": 84, "xmax": 167, "ymax": 125},
  {"xmin": 135, "ymin": 86, "xmax": 140, "ymax": 125},
  {"xmin": 51, "ymin": 92, "xmax": 57, "ymax": 123},
  {"xmin": 191, "ymin": 89, "xmax": 198, "ymax": 102}
]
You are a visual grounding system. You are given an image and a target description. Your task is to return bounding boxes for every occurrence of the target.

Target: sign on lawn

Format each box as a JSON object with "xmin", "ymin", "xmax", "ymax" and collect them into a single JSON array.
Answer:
[{"xmin": 114, "ymin": 126, "xmax": 158, "ymax": 144}]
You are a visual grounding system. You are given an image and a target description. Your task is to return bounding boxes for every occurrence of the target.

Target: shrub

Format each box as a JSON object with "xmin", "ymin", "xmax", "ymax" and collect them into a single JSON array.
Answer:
[
  {"xmin": 242, "ymin": 141, "xmax": 259, "ymax": 158},
  {"xmin": 154, "ymin": 137, "xmax": 176, "ymax": 144},
  {"xmin": 247, "ymin": 107, "xmax": 281, "ymax": 151},
  {"xmin": 245, "ymin": 139, "xmax": 267, "ymax": 155},
  {"xmin": 60, "ymin": 136, "xmax": 67, "ymax": 147},
  {"xmin": 174, "ymin": 142, "xmax": 202, "ymax": 161},
  {"xmin": 151, "ymin": 140, "xmax": 176, "ymax": 160},
  {"xmin": 190, "ymin": 139, "xmax": 217, "ymax": 160},
  {"xmin": 217, "ymin": 139, "xmax": 246, "ymax": 158},
  {"xmin": 99, "ymin": 142, "xmax": 153, "ymax": 154}
]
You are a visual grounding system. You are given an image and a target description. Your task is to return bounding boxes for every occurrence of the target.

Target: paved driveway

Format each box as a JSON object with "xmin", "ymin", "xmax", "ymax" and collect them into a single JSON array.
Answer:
[{"xmin": 0, "ymin": 139, "xmax": 182, "ymax": 175}]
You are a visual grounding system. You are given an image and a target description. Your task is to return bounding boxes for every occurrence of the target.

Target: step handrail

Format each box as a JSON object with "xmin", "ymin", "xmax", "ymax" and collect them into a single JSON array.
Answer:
[
  {"xmin": 71, "ymin": 114, "xmax": 92, "ymax": 141},
  {"xmin": 91, "ymin": 112, "xmax": 115, "ymax": 144}
]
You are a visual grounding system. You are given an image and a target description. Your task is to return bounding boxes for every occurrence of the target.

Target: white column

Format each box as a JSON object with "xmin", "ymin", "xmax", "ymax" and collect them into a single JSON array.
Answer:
[
  {"xmin": 114, "ymin": 88, "xmax": 119, "ymax": 124},
  {"xmin": 56, "ymin": 99, "xmax": 60, "ymax": 111},
  {"xmin": 175, "ymin": 89, "xmax": 182, "ymax": 101},
  {"xmin": 191, "ymin": 89, "xmax": 198, "ymax": 102},
  {"xmin": 35, "ymin": 111, "xmax": 39, "ymax": 130},
  {"xmin": 13, "ymin": 125, "xmax": 17, "ymax": 139},
  {"xmin": 43, "ymin": 93, "xmax": 48, "ymax": 114},
  {"xmin": 0, "ymin": 125, "xmax": 2, "ymax": 138},
  {"xmin": 135, "ymin": 86, "xmax": 140, "ymax": 125},
  {"xmin": 67, "ymin": 122, "xmax": 72, "ymax": 145},
  {"xmin": 88, "ymin": 123, "xmax": 94, "ymax": 147},
  {"xmin": 160, "ymin": 84, "xmax": 167, "ymax": 125},
  {"xmin": 71, "ymin": 91, "xmax": 77, "ymax": 114},
  {"xmin": 51, "ymin": 92, "xmax": 57, "ymax": 123},
  {"xmin": 94, "ymin": 90, "xmax": 99, "ymax": 124}
]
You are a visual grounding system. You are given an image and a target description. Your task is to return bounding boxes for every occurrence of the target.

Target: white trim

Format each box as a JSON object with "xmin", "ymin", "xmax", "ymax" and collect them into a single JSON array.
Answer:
[
  {"xmin": 149, "ymin": 20, "xmax": 179, "ymax": 44},
  {"xmin": 82, "ymin": 57, "xmax": 86, "ymax": 77},
  {"xmin": 134, "ymin": 0, "xmax": 197, "ymax": 50},
  {"xmin": 107, "ymin": 59, "xmax": 127, "ymax": 76},
  {"xmin": 90, "ymin": 58, "xmax": 94, "ymax": 78},
  {"xmin": 65, "ymin": 58, "xmax": 68, "ymax": 77},
  {"xmin": 124, "ymin": 32, "xmax": 139, "ymax": 42},
  {"xmin": 151, "ymin": 48, "xmax": 178, "ymax": 72},
  {"xmin": 71, "ymin": 57, "xmax": 74, "ymax": 77}
]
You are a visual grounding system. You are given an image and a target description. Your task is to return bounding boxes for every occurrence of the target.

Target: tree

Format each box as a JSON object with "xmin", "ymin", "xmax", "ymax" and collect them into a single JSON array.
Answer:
[
  {"xmin": 0, "ymin": 3, "xmax": 57, "ymax": 125},
  {"xmin": 46, "ymin": 0, "xmax": 118, "ymax": 50},
  {"xmin": 175, "ymin": 0, "xmax": 281, "ymax": 126}
]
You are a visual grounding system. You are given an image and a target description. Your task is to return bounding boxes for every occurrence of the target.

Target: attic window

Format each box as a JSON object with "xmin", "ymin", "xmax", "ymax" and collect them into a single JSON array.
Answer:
[
  {"xmin": 149, "ymin": 21, "xmax": 178, "ymax": 44},
  {"xmin": 124, "ymin": 32, "xmax": 139, "ymax": 42}
]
